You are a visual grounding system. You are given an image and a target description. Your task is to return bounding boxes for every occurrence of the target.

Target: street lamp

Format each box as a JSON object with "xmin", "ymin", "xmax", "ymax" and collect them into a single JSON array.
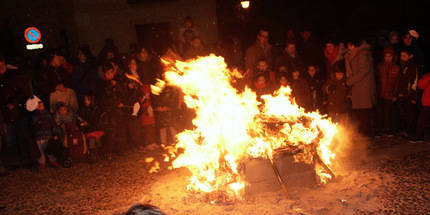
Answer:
[{"xmin": 240, "ymin": 0, "xmax": 250, "ymax": 9}]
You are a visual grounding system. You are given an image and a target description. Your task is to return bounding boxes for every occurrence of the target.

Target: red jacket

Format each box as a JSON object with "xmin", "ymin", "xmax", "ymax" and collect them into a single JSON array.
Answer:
[
  {"xmin": 418, "ymin": 73, "xmax": 430, "ymax": 107},
  {"xmin": 377, "ymin": 62, "xmax": 400, "ymax": 100}
]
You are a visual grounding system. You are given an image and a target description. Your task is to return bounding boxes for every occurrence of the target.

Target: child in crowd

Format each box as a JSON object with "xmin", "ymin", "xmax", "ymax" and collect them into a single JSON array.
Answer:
[
  {"xmin": 304, "ymin": 65, "xmax": 324, "ymax": 112},
  {"xmin": 324, "ymin": 61, "xmax": 349, "ymax": 123},
  {"xmin": 79, "ymin": 95, "xmax": 103, "ymax": 157},
  {"xmin": 55, "ymin": 103, "xmax": 87, "ymax": 160},
  {"xmin": 32, "ymin": 101, "xmax": 61, "ymax": 168},
  {"xmin": 376, "ymin": 47, "xmax": 400, "ymax": 135},
  {"xmin": 397, "ymin": 48, "xmax": 420, "ymax": 138},
  {"xmin": 253, "ymin": 72, "xmax": 274, "ymax": 100},
  {"xmin": 153, "ymin": 86, "xmax": 179, "ymax": 146},
  {"xmin": 288, "ymin": 68, "xmax": 312, "ymax": 111}
]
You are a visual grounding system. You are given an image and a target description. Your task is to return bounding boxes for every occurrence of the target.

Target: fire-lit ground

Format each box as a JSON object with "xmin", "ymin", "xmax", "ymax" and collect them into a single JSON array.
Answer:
[{"xmin": 0, "ymin": 136, "xmax": 429, "ymax": 215}]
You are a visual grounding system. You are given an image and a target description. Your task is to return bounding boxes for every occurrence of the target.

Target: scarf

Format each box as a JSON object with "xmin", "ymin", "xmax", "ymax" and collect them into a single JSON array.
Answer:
[{"xmin": 324, "ymin": 46, "xmax": 339, "ymax": 65}]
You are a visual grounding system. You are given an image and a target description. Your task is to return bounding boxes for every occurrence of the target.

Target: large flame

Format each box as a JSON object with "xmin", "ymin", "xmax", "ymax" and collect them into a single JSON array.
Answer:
[{"xmin": 151, "ymin": 54, "xmax": 337, "ymax": 199}]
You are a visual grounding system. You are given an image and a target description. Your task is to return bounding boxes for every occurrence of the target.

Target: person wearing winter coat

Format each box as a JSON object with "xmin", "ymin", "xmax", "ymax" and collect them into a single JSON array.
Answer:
[
  {"xmin": 289, "ymin": 68, "xmax": 313, "ymax": 111},
  {"xmin": 416, "ymin": 72, "xmax": 430, "ymax": 140},
  {"xmin": 95, "ymin": 63, "xmax": 126, "ymax": 159},
  {"xmin": 345, "ymin": 39, "xmax": 376, "ymax": 136},
  {"xmin": 397, "ymin": 48, "xmax": 420, "ymax": 138},
  {"xmin": 32, "ymin": 101, "xmax": 61, "ymax": 169},
  {"xmin": 245, "ymin": 30, "xmax": 273, "ymax": 81},
  {"xmin": 324, "ymin": 61, "xmax": 349, "ymax": 123},
  {"xmin": 304, "ymin": 65, "xmax": 325, "ymax": 112},
  {"xmin": 72, "ymin": 45, "xmax": 99, "ymax": 100},
  {"xmin": 376, "ymin": 47, "xmax": 401, "ymax": 135}
]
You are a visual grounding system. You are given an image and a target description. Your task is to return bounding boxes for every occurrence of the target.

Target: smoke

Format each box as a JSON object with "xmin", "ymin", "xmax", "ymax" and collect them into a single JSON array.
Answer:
[{"xmin": 330, "ymin": 121, "xmax": 370, "ymax": 174}]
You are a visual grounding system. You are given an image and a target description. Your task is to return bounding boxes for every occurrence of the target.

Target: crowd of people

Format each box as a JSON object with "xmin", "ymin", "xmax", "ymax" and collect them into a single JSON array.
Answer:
[{"xmin": 1, "ymin": 16, "xmax": 430, "ymax": 176}]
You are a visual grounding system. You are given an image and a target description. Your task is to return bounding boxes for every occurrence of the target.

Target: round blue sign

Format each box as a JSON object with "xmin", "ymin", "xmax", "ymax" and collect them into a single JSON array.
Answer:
[{"xmin": 24, "ymin": 27, "xmax": 42, "ymax": 43}]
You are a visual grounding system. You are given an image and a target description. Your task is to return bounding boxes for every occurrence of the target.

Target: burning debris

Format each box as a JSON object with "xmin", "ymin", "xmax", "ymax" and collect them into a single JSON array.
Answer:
[{"xmin": 150, "ymin": 55, "xmax": 338, "ymax": 201}]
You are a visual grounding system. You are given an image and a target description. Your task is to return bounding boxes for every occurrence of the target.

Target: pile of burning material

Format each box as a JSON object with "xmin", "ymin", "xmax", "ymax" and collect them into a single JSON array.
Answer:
[{"xmin": 149, "ymin": 55, "xmax": 338, "ymax": 203}]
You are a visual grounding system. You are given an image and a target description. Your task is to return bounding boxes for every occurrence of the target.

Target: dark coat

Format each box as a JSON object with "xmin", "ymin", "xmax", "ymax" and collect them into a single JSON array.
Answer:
[
  {"xmin": 245, "ymin": 41, "xmax": 273, "ymax": 71},
  {"xmin": 32, "ymin": 110, "xmax": 60, "ymax": 138},
  {"xmin": 289, "ymin": 78, "xmax": 312, "ymax": 110},
  {"xmin": 398, "ymin": 60, "xmax": 420, "ymax": 102},
  {"xmin": 345, "ymin": 43, "xmax": 377, "ymax": 109},
  {"xmin": 324, "ymin": 77, "xmax": 349, "ymax": 114},
  {"xmin": 79, "ymin": 103, "xmax": 102, "ymax": 133},
  {"xmin": 136, "ymin": 57, "xmax": 162, "ymax": 85},
  {"xmin": 274, "ymin": 53, "xmax": 304, "ymax": 74},
  {"xmin": 72, "ymin": 61, "xmax": 99, "ymax": 96},
  {"xmin": 304, "ymin": 73, "xmax": 325, "ymax": 111},
  {"xmin": 377, "ymin": 62, "xmax": 401, "ymax": 100},
  {"xmin": 0, "ymin": 69, "xmax": 32, "ymax": 122}
]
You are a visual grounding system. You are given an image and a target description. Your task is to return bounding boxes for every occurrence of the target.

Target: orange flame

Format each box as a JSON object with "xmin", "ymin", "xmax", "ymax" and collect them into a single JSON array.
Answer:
[{"xmin": 152, "ymin": 55, "xmax": 337, "ymax": 199}]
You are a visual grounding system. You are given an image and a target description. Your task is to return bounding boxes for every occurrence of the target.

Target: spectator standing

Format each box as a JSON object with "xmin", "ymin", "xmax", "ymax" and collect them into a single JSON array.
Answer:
[
  {"xmin": 345, "ymin": 39, "xmax": 377, "ymax": 137},
  {"xmin": 297, "ymin": 30, "xmax": 323, "ymax": 72},
  {"xmin": 72, "ymin": 45, "xmax": 99, "ymax": 100},
  {"xmin": 397, "ymin": 48, "xmax": 420, "ymax": 138},
  {"xmin": 183, "ymin": 37, "xmax": 208, "ymax": 60},
  {"xmin": 323, "ymin": 40, "xmax": 346, "ymax": 80},
  {"xmin": 376, "ymin": 47, "xmax": 401, "ymax": 135},
  {"xmin": 0, "ymin": 56, "xmax": 33, "ymax": 167},
  {"xmin": 289, "ymin": 68, "xmax": 313, "ymax": 111},
  {"xmin": 275, "ymin": 41, "xmax": 304, "ymax": 75},
  {"xmin": 245, "ymin": 29, "xmax": 273, "ymax": 83},
  {"xmin": 304, "ymin": 65, "xmax": 325, "ymax": 112},
  {"xmin": 324, "ymin": 61, "xmax": 349, "ymax": 123}
]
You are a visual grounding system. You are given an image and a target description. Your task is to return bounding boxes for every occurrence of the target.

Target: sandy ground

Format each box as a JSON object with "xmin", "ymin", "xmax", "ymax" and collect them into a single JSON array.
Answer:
[{"xmin": 0, "ymin": 136, "xmax": 429, "ymax": 215}]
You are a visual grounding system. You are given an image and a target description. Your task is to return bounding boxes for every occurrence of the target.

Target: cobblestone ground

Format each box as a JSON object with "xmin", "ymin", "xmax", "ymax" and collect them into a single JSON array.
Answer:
[{"xmin": 0, "ymin": 137, "xmax": 429, "ymax": 215}]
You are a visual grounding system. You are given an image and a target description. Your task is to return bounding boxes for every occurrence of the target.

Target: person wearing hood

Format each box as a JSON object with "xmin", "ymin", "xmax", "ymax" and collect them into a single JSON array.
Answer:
[
  {"xmin": 345, "ymin": 38, "xmax": 376, "ymax": 137},
  {"xmin": 376, "ymin": 47, "xmax": 401, "ymax": 136}
]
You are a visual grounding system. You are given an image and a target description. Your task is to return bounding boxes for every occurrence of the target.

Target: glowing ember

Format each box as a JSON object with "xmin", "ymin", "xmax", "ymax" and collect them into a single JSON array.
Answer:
[{"xmin": 151, "ymin": 54, "xmax": 337, "ymax": 199}]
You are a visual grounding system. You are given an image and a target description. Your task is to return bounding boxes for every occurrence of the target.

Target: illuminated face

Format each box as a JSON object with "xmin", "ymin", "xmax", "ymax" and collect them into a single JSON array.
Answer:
[
  {"xmin": 292, "ymin": 71, "xmax": 300, "ymax": 79},
  {"xmin": 384, "ymin": 53, "xmax": 394, "ymax": 63},
  {"xmin": 400, "ymin": 52, "xmax": 412, "ymax": 62},
  {"xmin": 104, "ymin": 69, "xmax": 115, "ymax": 81},
  {"xmin": 278, "ymin": 66, "xmax": 287, "ymax": 74},
  {"xmin": 302, "ymin": 31, "xmax": 311, "ymax": 41},
  {"xmin": 256, "ymin": 76, "xmax": 266, "ymax": 86},
  {"xmin": 0, "ymin": 61, "xmax": 6, "ymax": 75},
  {"xmin": 128, "ymin": 59, "xmax": 137, "ymax": 72},
  {"xmin": 335, "ymin": 72, "xmax": 344, "ymax": 80},
  {"xmin": 59, "ymin": 106, "xmax": 68, "ymax": 115},
  {"xmin": 51, "ymin": 55, "xmax": 63, "ymax": 67},
  {"xmin": 55, "ymin": 83, "xmax": 66, "ymax": 92},
  {"xmin": 280, "ymin": 76, "xmax": 288, "ymax": 86},
  {"xmin": 347, "ymin": 43, "xmax": 355, "ymax": 51},
  {"xmin": 257, "ymin": 30, "xmax": 269, "ymax": 45},
  {"xmin": 139, "ymin": 48, "xmax": 149, "ymax": 61},
  {"xmin": 257, "ymin": 61, "xmax": 268, "ymax": 71},
  {"xmin": 84, "ymin": 96, "xmax": 91, "ymax": 107},
  {"xmin": 184, "ymin": 20, "xmax": 193, "ymax": 28},
  {"xmin": 325, "ymin": 43, "xmax": 335, "ymax": 54},
  {"xmin": 307, "ymin": 66, "xmax": 317, "ymax": 77},
  {"xmin": 403, "ymin": 34, "xmax": 413, "ymax": 46},
  {"xmin": 37, "ymin": 102, "xmax": 45, "ymax": 111},
  {"xmin": 77, "ymin": 50, "xmax": 87, "ymax": 63},
  {"xmin": 285, "ymin": 44, "xmax": 296, "ymax": 55},
  {"xmin": 106, "ymin": 51, "xmax": 115, "ymax": 60}
]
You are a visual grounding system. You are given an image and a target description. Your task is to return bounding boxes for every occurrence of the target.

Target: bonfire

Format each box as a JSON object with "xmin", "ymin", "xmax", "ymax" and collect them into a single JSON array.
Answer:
[{"xmin": 149, "ymin": 54, "xmax": 338, "ymax": 202}]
